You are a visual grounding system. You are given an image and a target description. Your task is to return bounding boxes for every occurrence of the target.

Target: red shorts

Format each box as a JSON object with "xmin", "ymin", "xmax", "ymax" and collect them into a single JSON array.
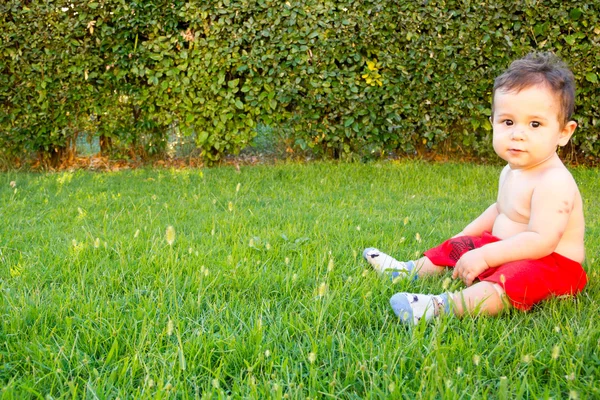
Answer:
[{"xmin": 423, "ymin": 232, "xmax": 588, "ymax": 310}]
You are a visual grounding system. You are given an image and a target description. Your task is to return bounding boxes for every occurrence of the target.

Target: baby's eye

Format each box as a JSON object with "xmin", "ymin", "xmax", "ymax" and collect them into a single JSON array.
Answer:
[
  {"xmin": 503, "ymin": 120, "xmax": 513, "ymax": 126},
  {"xmin": 530, "ymin": 121, "xmax": 541, "ymax": 128}
]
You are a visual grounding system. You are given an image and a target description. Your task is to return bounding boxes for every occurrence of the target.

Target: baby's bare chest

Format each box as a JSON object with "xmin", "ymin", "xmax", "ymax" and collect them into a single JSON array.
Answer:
[{"xmin": 497, "ymin": 176, "xmax": 534, "ymax": 222}]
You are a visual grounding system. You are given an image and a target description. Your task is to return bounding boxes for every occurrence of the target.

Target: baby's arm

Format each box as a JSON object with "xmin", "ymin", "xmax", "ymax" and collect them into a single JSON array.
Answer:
[{"xmin": 479, "ymin": 170, "xmax": 576, "ymax": 267}]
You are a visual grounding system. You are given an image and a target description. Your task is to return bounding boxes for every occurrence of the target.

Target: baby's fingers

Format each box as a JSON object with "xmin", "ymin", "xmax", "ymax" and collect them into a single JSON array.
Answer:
[
  {"xmin": 465, "ymin": 275, "xmax": 474, "ymax": 286},
  {"xmin": 452, "ymin": 269, "xmax": 459, "ymax": 279}
]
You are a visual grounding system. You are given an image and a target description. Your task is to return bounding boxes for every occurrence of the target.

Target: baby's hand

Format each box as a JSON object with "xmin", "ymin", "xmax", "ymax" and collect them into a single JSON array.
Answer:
[{"xmin": 452, "ymin": 249, "xmax": 490, "ymax": 286}]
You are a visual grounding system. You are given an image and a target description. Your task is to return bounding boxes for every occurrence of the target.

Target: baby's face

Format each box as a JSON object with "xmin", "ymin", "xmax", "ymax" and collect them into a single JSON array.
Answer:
[{"xmin": 491, "ymin": 84, "xmax": 575, "ymax": 170}]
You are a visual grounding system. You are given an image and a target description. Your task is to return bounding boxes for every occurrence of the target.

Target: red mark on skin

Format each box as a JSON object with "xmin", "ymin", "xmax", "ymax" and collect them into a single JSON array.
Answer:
[{"xmin": 558, "ymin": 200, "xmax": 571, "ymax": 214}]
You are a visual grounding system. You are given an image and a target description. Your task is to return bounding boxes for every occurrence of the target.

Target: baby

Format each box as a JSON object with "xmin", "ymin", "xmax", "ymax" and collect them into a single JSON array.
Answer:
[{"xmin": 364, "ymin": 52, "xmax": 588, "ymax": 324}]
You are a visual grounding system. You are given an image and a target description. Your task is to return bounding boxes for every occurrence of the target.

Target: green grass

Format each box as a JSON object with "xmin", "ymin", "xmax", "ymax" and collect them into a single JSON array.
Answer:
[{"xmin": 1, "ymin": 161, "xmax": 599, "ymax": 399}]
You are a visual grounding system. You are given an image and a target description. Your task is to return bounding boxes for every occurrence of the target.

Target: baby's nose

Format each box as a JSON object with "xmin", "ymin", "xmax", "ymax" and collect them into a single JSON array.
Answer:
[{"xmin": 510, "ymin": 127, "xmax": 525, "ymax": 139}]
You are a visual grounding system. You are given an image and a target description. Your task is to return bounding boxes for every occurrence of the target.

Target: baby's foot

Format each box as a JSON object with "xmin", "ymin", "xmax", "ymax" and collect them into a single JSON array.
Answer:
[
  {"xmin": 390, "ymin": 292, "xmax": 450, "ymax": 325},
  {"xmin": 363, "ymin": 248, "xmax": 415, "ymax": 275}
]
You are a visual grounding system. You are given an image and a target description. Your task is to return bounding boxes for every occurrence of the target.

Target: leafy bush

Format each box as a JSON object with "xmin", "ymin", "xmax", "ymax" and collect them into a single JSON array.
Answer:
[{"xmin": 1, "ymin": 0, "xmax": 598, "ymax": 166}]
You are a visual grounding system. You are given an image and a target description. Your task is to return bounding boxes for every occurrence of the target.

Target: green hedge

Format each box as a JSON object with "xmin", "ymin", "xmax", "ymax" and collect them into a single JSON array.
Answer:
[{"xmin": 1, "ymin": 1, "xmax": 599, "ymax": 165}]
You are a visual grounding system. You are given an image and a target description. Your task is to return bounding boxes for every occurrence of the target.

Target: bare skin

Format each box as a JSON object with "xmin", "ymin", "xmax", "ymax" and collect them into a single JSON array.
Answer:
[{"xmin": 413, "ymin": 84, "xmax": 584, "ymax": 317}]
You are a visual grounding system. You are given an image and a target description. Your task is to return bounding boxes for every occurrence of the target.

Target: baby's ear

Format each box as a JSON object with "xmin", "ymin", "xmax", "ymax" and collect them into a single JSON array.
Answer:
[{"xmin": 558, "ymin": 120, "xmax": 577, "ymax": 147}]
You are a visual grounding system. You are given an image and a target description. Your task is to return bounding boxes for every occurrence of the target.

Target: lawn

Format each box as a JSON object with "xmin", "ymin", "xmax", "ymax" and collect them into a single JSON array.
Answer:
[{"xmin": 1, "ymin": 161, "xmax": 599, "ymax": 399}]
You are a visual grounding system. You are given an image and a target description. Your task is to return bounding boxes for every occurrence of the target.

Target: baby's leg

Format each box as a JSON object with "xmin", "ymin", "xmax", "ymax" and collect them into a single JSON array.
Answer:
[
  {"xmin": 390, "ymin": 282, "xmax": 509, "ymax": 324},
  {"xmin": 412, "ymin": 256, "xmax": 446, "ymax": 277},
  {"xmin": 451, "ymin": 281, "xmax": 508, "ymax": 317}
]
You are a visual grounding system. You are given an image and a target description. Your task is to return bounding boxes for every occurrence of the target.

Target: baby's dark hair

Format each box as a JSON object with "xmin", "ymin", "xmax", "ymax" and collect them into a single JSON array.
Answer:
[{"xmin": 492, "ymin": 52, "xmax": 575, "ymax": 125}]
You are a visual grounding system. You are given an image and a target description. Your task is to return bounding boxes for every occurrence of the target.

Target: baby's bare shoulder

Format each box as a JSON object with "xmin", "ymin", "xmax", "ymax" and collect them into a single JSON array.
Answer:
[{"xmin": 535, "ymin": 166, "xmax": 579, "ymax": 197}]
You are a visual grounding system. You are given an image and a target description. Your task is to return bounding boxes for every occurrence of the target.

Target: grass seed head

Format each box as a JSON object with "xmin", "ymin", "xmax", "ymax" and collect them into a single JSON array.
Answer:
[
  {"xmin": 442, "ymin": 277, "xmax": 452, "ymax": 290},
  {"xmin": 566, "ymin": 372, "xmax": 575, "ymax": 381},
  {"xmin": 308, "ymin": 352, "xmax": 316, "ymax": 364},
  {"xmin": 317, "ymin": 282, "xmax": 327, "ymax": 297},
  {"xmin": 166, "ymin": 225, "xmax": 176, "ymax": 246},
  {"xmin": 200, "ymin": 266, "xmax": 209, "ymax": 276},
  {"xmin": 551, "ymin": 345, "xmax": 560, "ymax": 359}
]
